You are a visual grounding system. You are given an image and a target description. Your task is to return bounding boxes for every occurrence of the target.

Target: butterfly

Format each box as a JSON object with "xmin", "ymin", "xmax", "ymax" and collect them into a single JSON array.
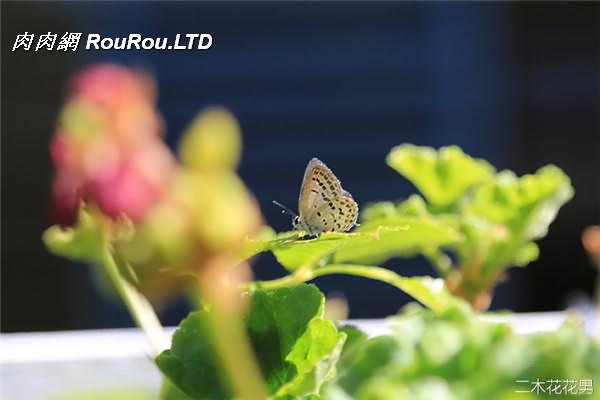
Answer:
[{"xmin": 274, "ymin": 158, "xmax": 359, "ymax": 236}]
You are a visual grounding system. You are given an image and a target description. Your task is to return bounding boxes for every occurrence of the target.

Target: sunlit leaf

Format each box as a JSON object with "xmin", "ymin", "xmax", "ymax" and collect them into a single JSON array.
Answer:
[
  {"xmin": 243, "ymin": 218, "xmax": 461, "ymax": 272},
  {"xmin": 467, "ymin": 165, "xmax": 573, "ymax": 242},
  {"xmin": 42, "ymin": 203, "xmax": 106, "ymax": 262},
  {"xmin": 463, "ymin": 165, "xmax": 573, "ymax": 273},
  {"xmin": 512, "ymin": 242, "xmax": 540, "ymax": 267},
  {"xmin": 335, "ymin": 217, "xmax": 461, "ymax": 265},
  {"xmin": 161, "ymin": 381, "xmax": 192, "ymax": 400},
  {"xmin": 389, "ymin": 276, "xmax": 458, "ymax": 313},
  {"xmin": 360, "ymin": 201, "xmax": 400, "ymax": 222},
  {"xmin": 237, "ymin": 226, "xmax": 279, "ymax": 262},
  {"xmin": 387, "ymin": 144, "xmax": 495, "ymax": 210},
  {"xmin": 273, "ymin": 232, "xmax": 352, "ymax": 271},
  {"xmin": 155, "ymin": 310, "xmax": 226, "ymax": 399},
  {"xmin": 327, "ymin": 304, "xmax": 600, "ymax": 400},
  {"xmin": 156, "ymin": 284, "xmax": 346, "ymax": 399}
]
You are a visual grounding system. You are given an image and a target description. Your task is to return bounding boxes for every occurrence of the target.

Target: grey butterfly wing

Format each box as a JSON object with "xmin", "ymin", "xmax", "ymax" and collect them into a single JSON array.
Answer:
[
  {"xmin": 337, "ymin": 191, "xmax": 359, "ymax": 230},
  {"xmin": 303, "ymin": 194, "xmax": 359, "ymax": 233},
  {"xmin": 298, "ymin": 158, "xmax": 343, "ymax": 218},
  {"xmin": 298, "ymin": 158, "xmax": 358, "ymax": 233}
]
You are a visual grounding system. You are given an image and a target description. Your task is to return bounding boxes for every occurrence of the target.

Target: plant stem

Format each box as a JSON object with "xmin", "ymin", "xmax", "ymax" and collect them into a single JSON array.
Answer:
[
  {"xmin": 199, "ymin": 259, "xmax": 268, "ymax": 400},
  {"xmin": 249, "ymin": 264, "xmax": 448, "ymax": 312},
  {"xmin": 252, "ymin": 264, "xmax": 396, "ymax": 289},
  {"xmin": 100, "ymin": 240, "xmax": 169, "ymax": 356},
  {"xmin": 423, "ymin": 249, "xmax": 453, "ymax": 277}
]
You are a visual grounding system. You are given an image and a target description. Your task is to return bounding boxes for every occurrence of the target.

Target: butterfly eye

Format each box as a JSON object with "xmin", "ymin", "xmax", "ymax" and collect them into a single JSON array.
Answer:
[{"xmin": 293, "ymin": 216, "xmax": 300, "ymax": 225}]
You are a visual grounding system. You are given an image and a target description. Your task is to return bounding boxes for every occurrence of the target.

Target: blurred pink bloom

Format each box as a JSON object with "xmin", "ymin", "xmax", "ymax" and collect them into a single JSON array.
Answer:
[
  {"xmin": 69, "ymin": 63, "xmax": 154, "ymax": 111},
  {"xmin": 50, "ymin": 132, "xmax": 72, "ymax": 169},
  {"xmin": 88, "ymin": 162, "xmax": 159, "ymax": 222},
  {"xmin": 50, "ymin": 64, "xmax": 174, "ymax": 225},
  {"xmin": 51, "ymin": 171, "xmax": 84, "ymax": 226}
]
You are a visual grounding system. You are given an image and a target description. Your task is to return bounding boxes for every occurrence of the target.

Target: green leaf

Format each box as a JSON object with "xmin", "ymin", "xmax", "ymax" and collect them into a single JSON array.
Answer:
[
  {"xmin": 277, "ymin": 318, "xmax": 345, "ymax": 397},
  {"xmin": 389, "ymin": 276, "xmax": 459, "ymax": 313},
  {"xmin": 239, "ymin": 230, "xmax": 300, "ymax": 265},
  {"xmin": 464, "ymin": 165, "xmax": 573, "ymax": 272},
  {"xmin": 156, "ymin": 284, "xmax": 346, "ymax": 399},
  {"xmin": 512, "ymin": 242, "xmax": 539, "ymax": 267},
  {"xmin": 334, "ymin": 217, "xmax": 461, "ymax": 265},
  {"xmin": 256, "ymin": 218, "xmax": 460, "ymax": 272},
  {"xmin": 467, "ymin": 165, "xmax": 573, "ymax": 242},
  {"xmin": 359, "ymin": 201, "xmax": 400, "ymax": 222},
  {"xmin": 395, "ymin": 195, "xmax": 431, "ymax": 217},
  {"xmin": 335, "ymin": 335, "xmax": 400, "ymax": 396},
  {"xmin": 339, "ymin": 326, "xmax": 369, "ymax": 358},
  {"xmin": 155, "ymin": 312, "xmax": 227, "ymax": 399},
  {"xmin": 240, "ymin": 197, "xmax": 459, "ymax": 273},
  {"xmin": 43, "ymin": 204, "xmax": 105, "ymax": 262},
  {"xmin": 361, "ymin": 195, "xmax": 432, "ymax": 224},
  {"xmin": 331, "ymin": 326, "xmax": 370, "ymax": 386},
  {"xmin": 327, "ymin": 304, "xmax": 600, "ymax": 400},
  {"xmin": 386, "ymin": 144, "xmax": 495, "ymax": 210},
  {"xmin": 161, "ymin": 380, "xmax": 192, "ymax": 400},
  {"xmin": 273, "ymin": 232, "xmax": 353, "ymax": 271},
  {"xmin": 237, "ymin": 226, "xmax": 279, "ymax": 262}
]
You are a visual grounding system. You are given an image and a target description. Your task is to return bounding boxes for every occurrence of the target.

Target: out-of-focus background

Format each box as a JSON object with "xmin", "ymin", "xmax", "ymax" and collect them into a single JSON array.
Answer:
[{"xmin": 2, "ymin": 2, "xmax": 599, "ymax": 332}]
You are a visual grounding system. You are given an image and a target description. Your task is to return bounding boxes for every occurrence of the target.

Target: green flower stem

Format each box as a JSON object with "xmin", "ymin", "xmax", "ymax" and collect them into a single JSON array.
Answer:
[
  {"xmin": 423, "ymin": 249, "xmax": 453, "ymax": 277},
  {"xmin": 253, "ymin": 264, "xmax": 401, "ymax": 289},
  {"xmin": 100, "ymin": 240, "xmax": 169, "ymax": 356},
  {"xmin": 199, "ymin": 259, "xmax": 268, "ymax": 400},
  {"xmin": 249, "ymin": 264, "xmax": 447, "ymax": 312}
]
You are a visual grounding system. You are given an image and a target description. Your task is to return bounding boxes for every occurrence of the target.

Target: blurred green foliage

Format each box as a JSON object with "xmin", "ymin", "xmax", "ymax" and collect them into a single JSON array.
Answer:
[
  {"xmin": 326, "ymin": 304, "xmax": 600, "ymax": 400},
  {"xmin": 363, "ymin": 144, "xmax": 574, "ymax": 308},
  {"xmin": 43, "ymin": 204, "xmax": 109, "ymax": 263},
  {"xmin": 386, "ymin": 144, "xmax": 495, "ymax": 211},
  {"xmin": 159, "ymin": 284, "xmax": 599, "ymax": 400},
  {"xmin": 157, "ymin": 284, "xmax": 345, "ymax": 399}
]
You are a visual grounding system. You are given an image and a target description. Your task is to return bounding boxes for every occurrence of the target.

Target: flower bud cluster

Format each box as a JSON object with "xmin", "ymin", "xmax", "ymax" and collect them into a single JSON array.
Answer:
[{"xmin": 49, "ymin": 64, "xmax": 262, "ymax": 301}]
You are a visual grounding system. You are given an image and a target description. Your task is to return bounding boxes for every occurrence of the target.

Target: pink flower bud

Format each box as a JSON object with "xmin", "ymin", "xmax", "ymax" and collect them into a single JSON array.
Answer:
[
  {"xmin": 88, "ymin": 160, "xmax": 160, "ymax": 222},
  {"xmin": 50, "ymin": 63, "xmax": 173, "ymax": 225},
  {"xmin": 50, "ymin": 133, "xmax": 78, "ymax": 171},
  {"xmin": 69, "ymin": 63, "xmax": 154, "ymax": 111},
  {"xmin": 50, "ymin": 171, "xmax": 84, "ymax": 226}
]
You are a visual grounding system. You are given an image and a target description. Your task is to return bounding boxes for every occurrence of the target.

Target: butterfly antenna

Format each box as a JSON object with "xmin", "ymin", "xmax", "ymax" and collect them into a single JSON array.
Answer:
[{"xmin": 272, "ymin": 200, "xmax": 298, "ymax": 218}]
